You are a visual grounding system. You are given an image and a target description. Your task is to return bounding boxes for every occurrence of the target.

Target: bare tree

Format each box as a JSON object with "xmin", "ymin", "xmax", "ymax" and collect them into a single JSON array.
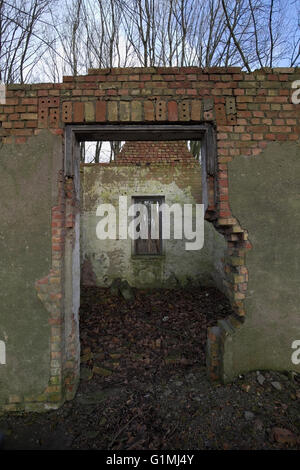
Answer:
[
  {"xmin": 0, "ymin": 0, "xmax": 57, "ymax": 83},
  {"xmin": 1, "ymin": 0, "xmax": 298, "ymax": 162},
  {"xmin": 2, "ymin": 0, "xmax": 299, "ymax": 84},
  {"xmin": 221, "ymin": 0, "xmax": 299, "ymax": 69}
]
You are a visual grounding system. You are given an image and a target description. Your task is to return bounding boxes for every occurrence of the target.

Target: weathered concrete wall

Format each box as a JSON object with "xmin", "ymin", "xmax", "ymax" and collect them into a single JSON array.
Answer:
[
  {"xmin": 80, "ymin": 162, "xmax": 226, "ymax": 289},
  {"xmin": 220, "ymin": 140, "xmax": 300, "ymax": 381},
  {"xmin": 0, "ymin": 130, "xmax": 63, "ymax": 407}
]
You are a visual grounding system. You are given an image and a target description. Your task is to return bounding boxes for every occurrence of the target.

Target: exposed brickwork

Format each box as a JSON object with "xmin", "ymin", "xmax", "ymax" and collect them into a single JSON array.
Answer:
[
  {"xmin": 63, "ymin": 176, "xmax": 80, "ymax": 401},
  {"xmin": 0, "ymin": 66, "xmax": 299, "ymax": 408},
  {"xmin": 116, "ymin": 140, "xmax": 195, "ymax": 164},
  {"xmin": 34, "ymin": 170, "xmax": 65, "ymax": 407}
]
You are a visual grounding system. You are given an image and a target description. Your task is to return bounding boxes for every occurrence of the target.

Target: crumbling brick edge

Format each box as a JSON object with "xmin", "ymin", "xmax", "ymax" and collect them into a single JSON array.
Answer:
[{"xmin": 205, "ymin": 170, "xmax": 252, "ymax": 383}]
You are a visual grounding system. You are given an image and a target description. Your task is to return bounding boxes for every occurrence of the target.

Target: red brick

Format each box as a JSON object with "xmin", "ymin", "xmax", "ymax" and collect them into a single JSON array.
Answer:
[
  {"xmin": 191, "ymin": 101, "xmax": 202, "ymax": 121},
  {"xmin": 144, "ymin": 101, "xmax": 154, "ymax": 121},
  {"xmin": 156, "ymin": 100, "xmax": 167, "ymax": 121},
  {"xmin": 15, "ymin": 137, "xmax": 27, "ymax": 144},
  {"xmin": 167, "ymin": 101, "xmax": 178, "ymax": 121},
  {"xmin": 62, "ymin": 102, "xmax": 72, "ymax": 123},
  {"xmin": 49, "ymin": 108, "xmax": 59, "ymax": 127},
  {"xmin": 95, "ymin": 101, "xmax": 106, "ymax": 122}
]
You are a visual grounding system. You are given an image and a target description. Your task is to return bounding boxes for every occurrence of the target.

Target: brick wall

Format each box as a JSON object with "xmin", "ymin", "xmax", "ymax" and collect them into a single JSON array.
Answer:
[
  {"xmin": 0, "ymin": 66, "xmax": 299, "ymax": 407},
  {"xmin": 116, "ymin": 140, "xmax": 195, "ymax": 163}
]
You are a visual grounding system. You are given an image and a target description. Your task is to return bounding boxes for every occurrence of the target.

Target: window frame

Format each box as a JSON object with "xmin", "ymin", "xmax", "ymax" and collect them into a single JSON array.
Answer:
[{"xmin": 132, "ymin": 195, "xmax": 164, "ymax": 257}]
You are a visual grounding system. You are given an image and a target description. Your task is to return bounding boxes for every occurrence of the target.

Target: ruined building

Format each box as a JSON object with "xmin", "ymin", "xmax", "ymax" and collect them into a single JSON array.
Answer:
[{"xmin": 0, "ymin": 66, "xmax": 299, "ymax": 411}]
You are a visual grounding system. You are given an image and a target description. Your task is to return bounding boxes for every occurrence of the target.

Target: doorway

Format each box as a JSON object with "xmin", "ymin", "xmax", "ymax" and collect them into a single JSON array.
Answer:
[{"xmin": 63, "ymin": 123, "xmax": 227, "ymax": 401}]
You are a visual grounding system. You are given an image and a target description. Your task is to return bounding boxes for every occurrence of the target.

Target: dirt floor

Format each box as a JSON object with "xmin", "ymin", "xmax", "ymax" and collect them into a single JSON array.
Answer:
[{"xmin": 0, "ymin": 285, "xmax": 299, "ymax": 450}]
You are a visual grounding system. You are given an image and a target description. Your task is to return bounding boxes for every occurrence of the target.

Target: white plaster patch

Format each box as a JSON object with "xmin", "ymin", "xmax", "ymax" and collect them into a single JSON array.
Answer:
[{"xmin": 0, "ymin": 340, "xmax": 6, "ymax": 364}]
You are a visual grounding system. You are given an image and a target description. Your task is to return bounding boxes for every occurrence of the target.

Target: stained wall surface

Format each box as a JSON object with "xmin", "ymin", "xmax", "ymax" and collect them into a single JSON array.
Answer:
[
  {"xmin": 80, "ymin": 146, "xmax": 226, "ymax": 289},
  {"xmin": 221, "ymin": 141, "xmax": 300, "ymax": 381},
  {"xmin": 0, "ymin": 130, "xmax": 63, "ymax": 407}
]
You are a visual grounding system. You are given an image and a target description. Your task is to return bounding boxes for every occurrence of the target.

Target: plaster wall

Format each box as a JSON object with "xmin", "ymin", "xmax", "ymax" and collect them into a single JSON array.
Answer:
[
  {"xmin": 0, "ymin": 130, "xmax": 63, "ymax": 405},
  {"xmin": 80, "ymin": 162, "xmax": 226, "ymax": 289},
  {"xmin": 221, "ymin": 141, "xmax": 300, "ymax": 381}
]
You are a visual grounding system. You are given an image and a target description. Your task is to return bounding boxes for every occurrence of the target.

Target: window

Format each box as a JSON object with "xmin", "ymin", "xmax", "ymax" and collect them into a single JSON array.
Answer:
[{"xmin": 133, "ymin": 196, "xmax": 163, "ymax": 255}]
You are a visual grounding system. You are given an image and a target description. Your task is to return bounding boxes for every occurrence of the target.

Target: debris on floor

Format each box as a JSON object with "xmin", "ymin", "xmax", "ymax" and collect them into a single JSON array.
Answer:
[{"xmin": 0, "ymin": 286, "xmax": 299, "ymax": 450}]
